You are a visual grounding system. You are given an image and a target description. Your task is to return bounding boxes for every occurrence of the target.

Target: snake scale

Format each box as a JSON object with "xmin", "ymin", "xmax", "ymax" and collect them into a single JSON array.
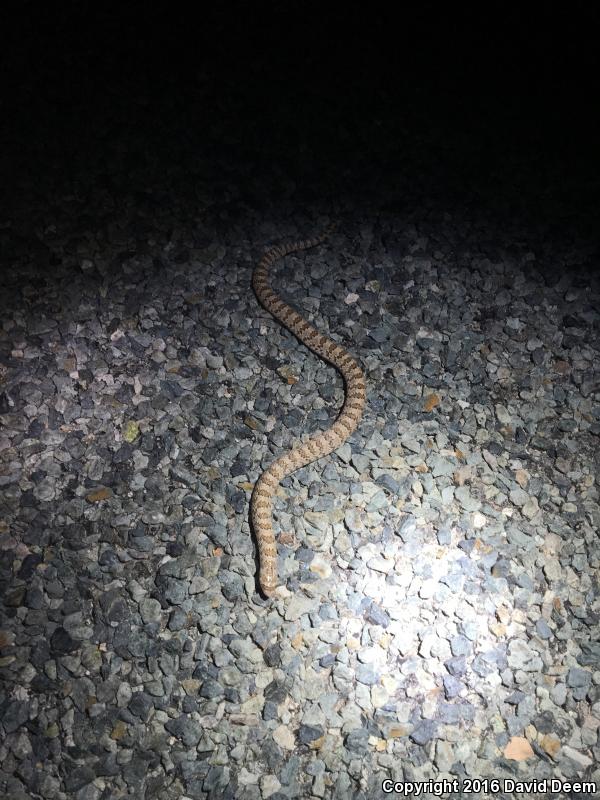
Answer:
[{"xmin": 251, "ymin": 225, "xmax": 366, "ymax": 596}]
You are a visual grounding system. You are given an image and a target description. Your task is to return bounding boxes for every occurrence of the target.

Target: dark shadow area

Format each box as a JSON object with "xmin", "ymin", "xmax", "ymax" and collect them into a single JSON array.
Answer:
[{"xmin": 1, "ymin": 4, "xmax": 599, "ymax": 252}]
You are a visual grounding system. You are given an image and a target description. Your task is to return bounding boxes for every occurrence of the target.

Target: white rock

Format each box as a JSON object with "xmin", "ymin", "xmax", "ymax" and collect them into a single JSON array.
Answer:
[
  {"xmin": 261, "ymin": 774, "xmax": 282, "ymax": 797},
  {"xmin": 272, "ymin": 724, "xmax": 295, "ymax": 750}
]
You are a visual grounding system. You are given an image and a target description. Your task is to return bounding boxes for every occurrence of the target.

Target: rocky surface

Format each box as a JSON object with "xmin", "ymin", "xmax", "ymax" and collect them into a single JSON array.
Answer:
[
  {"xmin": 1, "ymin": 183, "xmax": 599, "ymax": 798},
  {"xmin": 1, "ymin": 17, "xmax": 599, "ymax": 798}
]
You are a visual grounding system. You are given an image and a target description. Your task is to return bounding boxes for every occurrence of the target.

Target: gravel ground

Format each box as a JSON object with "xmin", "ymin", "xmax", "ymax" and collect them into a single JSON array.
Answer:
[
  {"xmin": 1, "ymin": 181, "xmax": 599, "ymax": 799},
  {"xmin": 1, "ymin": 10, "xmax": 599, "ymax": 800}
]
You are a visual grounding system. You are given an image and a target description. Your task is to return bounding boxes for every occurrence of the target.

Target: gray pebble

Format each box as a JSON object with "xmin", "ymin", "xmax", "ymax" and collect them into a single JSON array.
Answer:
[
  {"xmin": 345, "ymin": 728, "xmax": 370, "ymax": 753},
  {"xmin": 410, "ymin": 720, "xmax": 437, "ymax": 745},
  {"xmin": 567, "ymin": 667, "xmax": 591, "ymax": 688}
]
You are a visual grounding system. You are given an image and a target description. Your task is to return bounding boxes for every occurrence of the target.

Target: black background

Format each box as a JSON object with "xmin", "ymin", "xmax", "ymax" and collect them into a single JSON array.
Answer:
[{"xmin": 1, "ymin": 2, "xmax": 599, "ymax": 242}]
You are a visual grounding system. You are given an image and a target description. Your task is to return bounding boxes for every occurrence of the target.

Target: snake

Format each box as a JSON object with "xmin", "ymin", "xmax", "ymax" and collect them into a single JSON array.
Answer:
[{"xmin": 250, "ymin": 225, "xmax": 366, "ymax": 597}]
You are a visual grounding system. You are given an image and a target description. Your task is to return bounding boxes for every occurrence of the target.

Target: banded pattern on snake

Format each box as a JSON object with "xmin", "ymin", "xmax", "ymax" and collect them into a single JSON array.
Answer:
[{"xmin": 251, "ymin": 226, "xmax": 366, "ymax": 596}]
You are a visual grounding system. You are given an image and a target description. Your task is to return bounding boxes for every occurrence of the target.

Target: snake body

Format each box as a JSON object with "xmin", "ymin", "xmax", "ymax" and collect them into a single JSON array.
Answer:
[{"xmin": 251, "ymin": 226, "xmax": 366, "ymax": 596}]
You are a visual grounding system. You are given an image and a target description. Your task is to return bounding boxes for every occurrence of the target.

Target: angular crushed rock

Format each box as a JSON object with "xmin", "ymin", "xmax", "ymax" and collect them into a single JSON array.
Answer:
[{"xmin": 1, "ymin": 78, "xmax": 598, "ymax": 800}]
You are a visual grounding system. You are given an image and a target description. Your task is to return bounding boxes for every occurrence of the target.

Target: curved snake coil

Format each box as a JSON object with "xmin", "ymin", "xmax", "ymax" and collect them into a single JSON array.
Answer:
[{"xmin": 251, "ymin": 225, "xmax": 366, "ymax": 596}]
